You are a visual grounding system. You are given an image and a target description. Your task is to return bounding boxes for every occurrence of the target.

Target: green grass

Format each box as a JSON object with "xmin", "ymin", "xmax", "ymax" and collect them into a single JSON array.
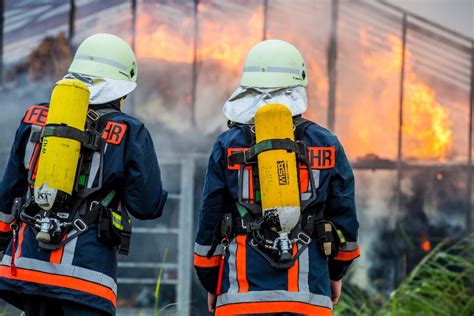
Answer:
[
  {"xmin": 335, "ymin": 234, "xmax": 474, "ymax": 316},
  {"xmin": 154, "ymin": 248, "xmax": 168, "ymax": 316}
]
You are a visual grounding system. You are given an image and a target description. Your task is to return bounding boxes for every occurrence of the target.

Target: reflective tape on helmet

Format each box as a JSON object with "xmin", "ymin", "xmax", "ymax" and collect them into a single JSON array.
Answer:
[
  {"xmin": 243, "ymin": 66, "xmax": 301, "ymax": 75},
  {"xmin": 75, "ymin": 54, "xmax": 128, "ymax": 73}
]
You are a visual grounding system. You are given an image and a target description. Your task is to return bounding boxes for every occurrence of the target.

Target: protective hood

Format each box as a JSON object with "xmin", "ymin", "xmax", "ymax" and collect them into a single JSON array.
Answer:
[
  {"xmin": 64, "ymin": 72, "xmax": 137, "ymax": 104},
  {"xmin": 223, "ymin": 86, "xmax": 308, "ymax": 124}
]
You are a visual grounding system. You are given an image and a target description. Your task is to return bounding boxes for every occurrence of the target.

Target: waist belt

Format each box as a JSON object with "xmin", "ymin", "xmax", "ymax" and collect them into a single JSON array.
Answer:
[{"xmin": 206, "ymin": 205, "xmax": 343, "ymax": 270}]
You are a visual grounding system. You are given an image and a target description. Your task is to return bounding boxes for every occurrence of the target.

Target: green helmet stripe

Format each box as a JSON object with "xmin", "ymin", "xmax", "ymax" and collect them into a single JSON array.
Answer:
[{"xmin": 75, "ymin": 54, "xmax": 128, "ymax": 73}]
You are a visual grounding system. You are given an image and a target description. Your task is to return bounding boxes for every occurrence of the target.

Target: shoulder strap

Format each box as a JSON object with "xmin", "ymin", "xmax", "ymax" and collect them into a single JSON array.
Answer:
[
  {"xmin": 234, "ymin": 123, "xmax": 255, "ymax": 146},
  {"xmin": 293, "ymin": 116, "xmax": 314, "ymax": 141}
]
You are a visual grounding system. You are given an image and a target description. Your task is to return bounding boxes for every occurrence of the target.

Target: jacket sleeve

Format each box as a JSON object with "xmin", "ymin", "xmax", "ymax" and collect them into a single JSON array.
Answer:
[
  {"xmin": 0, "ymin": 120, "xmax": 30, "ymax": 249},
  {"xmin": 122, "ymin": 123, "xmax": 167, "ymax": 220},
  {"xmin": 325, "ymin": 138, "xmax": 360, "ymax": 280},
  {"xmin": 194, "ymin": 138, "xmax": 228, "ymax": 294}
]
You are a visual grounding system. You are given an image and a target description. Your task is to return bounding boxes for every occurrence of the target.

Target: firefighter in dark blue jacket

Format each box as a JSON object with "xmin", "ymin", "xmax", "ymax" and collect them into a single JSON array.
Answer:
[
  {"xmin": 194, "ymin": 40, "xmax": 360, "ymax": 315},
  {"xmin": 0, "ymin": 33, "xmax": 167, "ymax": 315}
]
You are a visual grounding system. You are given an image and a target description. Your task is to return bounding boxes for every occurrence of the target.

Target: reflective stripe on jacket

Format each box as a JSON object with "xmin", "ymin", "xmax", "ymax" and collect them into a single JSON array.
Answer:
[
  {"xmin": 0, "ymin": 103, "xmax": 168, "ymax": 315},
  {"xmin": 194, "ymin": 119, "xmax": 360, "ymax": 315}
]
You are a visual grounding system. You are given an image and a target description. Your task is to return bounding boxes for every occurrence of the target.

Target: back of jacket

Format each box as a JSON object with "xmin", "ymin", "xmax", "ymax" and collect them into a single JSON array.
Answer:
[
  {"xmin": 0, "ymin": 103, "xmax": 168, "ymax": 315},
  {"xmin": 194, "ymin": 119, "xmax": 360, "ymax": 316}
]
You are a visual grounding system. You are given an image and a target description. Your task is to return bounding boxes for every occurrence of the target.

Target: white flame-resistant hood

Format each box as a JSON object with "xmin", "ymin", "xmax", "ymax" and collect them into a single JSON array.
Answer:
[
  {"xmin": 64, "ymin": 73, "xmax": 136, "ymax": 104},
  {"xmin": 223, "ymin": 85, "xmax": 308, "ymax": 124}
]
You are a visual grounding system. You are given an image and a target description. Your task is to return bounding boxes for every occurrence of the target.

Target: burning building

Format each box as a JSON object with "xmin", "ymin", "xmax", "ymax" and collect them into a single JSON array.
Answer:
[{"xmin": 0, "ymin": 0, "xmax": 472, "ymax": 315}]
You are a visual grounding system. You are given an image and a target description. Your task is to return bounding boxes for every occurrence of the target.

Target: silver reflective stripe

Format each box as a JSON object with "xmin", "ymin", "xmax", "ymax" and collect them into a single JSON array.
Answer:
[
  {"xmin": 0, "ymin": 212, "xmax": 14, "ymax": 223},
  {"xmin": 341, "ymin": 241, "xmax": 359, "ymax": 251},
  {"xmin": 23, "ymin": 125, "xmax": 42, "ymax": 169},
  {"xmin": 194, "ymin": 242, "xmax": 223, "ymax": 257},
  {"xmin": 1, "ymin": 255, "xmax": 117, "ymax": 294},
  {"xmin": 87, "ymin": 151, "xmax": 101, "ymax": 188},
  {"xmin": 227, "ymin": 239, "xmax": 238, "ymax": 293},
  {"xmin": 298, "ymin": 247, "xmax": 310, "ymax": 292},
  {"xmin": 217, "ymin": 290, "xmax": 332, "ymax": 310},
  {"xmin": 311, "ymin": 170, "xmax": 320, "ymax": 190},
  {"xmin": 244, "ymin": 66, "xmax": 301, "ymax": 75},
  {"xmin": 301, "ymin": 192, "xmax": 312, "ymax": 201},
  {"xmin": 75, "ymin": 54, "xmax": 128, "ymax": 72},
  {"xmin": 301, "ymin": 170, "xmax": 320, "ymax": 201},
  {"xmin": 61, "ymin": 230, "xmax": 78, "ymax": 265},
  {"xmin": 241, "ymin": 169, "xmax": 250, "ymax": 200}
]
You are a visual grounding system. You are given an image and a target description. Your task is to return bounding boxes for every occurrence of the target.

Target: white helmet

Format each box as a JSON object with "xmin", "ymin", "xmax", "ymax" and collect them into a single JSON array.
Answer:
[
  {"xmin": 240, "ymin": 39, "xmax": 308, "ymax": 88},
  {"xmin": 67, "ymin": 33, "xmax": 137, "ymax": 104}
]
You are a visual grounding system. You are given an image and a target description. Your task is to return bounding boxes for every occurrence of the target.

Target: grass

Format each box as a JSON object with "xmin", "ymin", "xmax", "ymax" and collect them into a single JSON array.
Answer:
[
  {"xmin": 154, "ymin": 248, "xmax": 168, "ymax": 316},
  {"xmin": 335, "ymin": 234, "xmax": 474, "ymax": 316}
]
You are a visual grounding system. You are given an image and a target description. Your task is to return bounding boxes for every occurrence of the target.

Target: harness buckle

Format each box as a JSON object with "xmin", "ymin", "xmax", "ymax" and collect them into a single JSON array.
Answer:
[
  {"xmin": 240, "ymin": 218, "xmax": 247, "ymax": 230},
  {"xmin": 297, "ymin": 231, "xmax": 311, "ymax": 245},
  {"xmin": 87, "ymin": 109, "xmax": 100, "ymax": 121},
  {"xmin": 73, "ymin": 219, "xmax": 87, "ymax": 232},
  {"xmin": 89, "ymin": 201, "xmax": 100, "ymax": 211}
]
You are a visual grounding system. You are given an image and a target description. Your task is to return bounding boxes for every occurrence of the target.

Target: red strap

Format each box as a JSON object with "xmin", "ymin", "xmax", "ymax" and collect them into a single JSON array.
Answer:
[
  {"xmin": 216, "ymin": 251, "xmax": 226, "ymax": 296},
  {"xmin": 216, "ymin": 238, "xmax": 229, "ymax": 296}
]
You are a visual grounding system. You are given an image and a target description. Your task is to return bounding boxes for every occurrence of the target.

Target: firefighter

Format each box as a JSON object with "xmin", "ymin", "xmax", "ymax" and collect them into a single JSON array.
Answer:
[
  {"xmin": 0, "ymin": 33, "xmax": 168, "ymax": 315},
  {"xmin": 194, "ymin": 39, "xmax": 360, "ymax": 315}
]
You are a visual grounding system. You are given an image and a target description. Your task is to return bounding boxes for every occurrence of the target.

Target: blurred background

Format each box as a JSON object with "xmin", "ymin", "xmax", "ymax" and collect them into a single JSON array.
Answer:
[{"xmin": 0, "ymin": 0, "xmax": 472, "ymax": 315}]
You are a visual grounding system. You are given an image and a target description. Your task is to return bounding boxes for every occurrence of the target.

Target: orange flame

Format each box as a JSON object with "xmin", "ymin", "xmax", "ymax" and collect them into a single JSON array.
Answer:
[
  {"xmin": 135, "ymin": 2, "xmax": 263, "ymax": 68},
  {"xmin": 359, "ymin": 29, "xmax": 453, "ymax": 161},
  {"xmin": 421, "ymin": 239, "xmax": 431, "ymax": 252}
]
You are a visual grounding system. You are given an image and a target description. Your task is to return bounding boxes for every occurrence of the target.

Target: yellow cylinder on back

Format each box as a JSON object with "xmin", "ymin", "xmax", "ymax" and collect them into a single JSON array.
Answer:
[
  {"xmin": 254, "ymin": 104, "xmax": 301, "ymax": 233},
  {"xmin": 34, "ymin": 79, "xmax": 90, "ymax": 210}
]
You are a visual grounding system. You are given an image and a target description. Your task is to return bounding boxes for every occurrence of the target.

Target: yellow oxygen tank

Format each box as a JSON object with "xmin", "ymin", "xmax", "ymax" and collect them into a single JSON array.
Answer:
[
  {"xmin": 254, "ymin": 104, "xmax": 300, "ymax": 260},
  {"xmin": 34, "ymin": 79, "xmax": 90, "ymax": 211}
]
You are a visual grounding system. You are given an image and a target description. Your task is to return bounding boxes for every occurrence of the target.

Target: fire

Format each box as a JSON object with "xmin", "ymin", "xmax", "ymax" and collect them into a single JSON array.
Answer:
[
  {"xmin": 421, "ymin": 239, "xmax": 431, "ymax": 252},
  {"xmin": 134, "ymin": 1, "xmax": 328, "ymax": 130},
  {"xmin": 135, "ymin": 2, "xmax": 263, "ymax": 68},
  {"xmin": 358, "ymin": 29, "xmax": 453, "ymax": 161}
]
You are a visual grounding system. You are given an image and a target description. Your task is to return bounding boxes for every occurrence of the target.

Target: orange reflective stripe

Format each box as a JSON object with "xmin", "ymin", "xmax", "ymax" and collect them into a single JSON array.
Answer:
[
  {"xmin": 0, "ymin": 266, "xmax": 116, "ymax": 306},
  {"xmin": 194, "ymin": 254, "xmax": 221, "ymax": 268},
  {"xmin": 299, "ymin": 168, "xmax": 309, "ymax": 192},
  {"xmin": 215, "ymin": 301, "xmax": 332, "ymax": 316},
  {"xmin": 50, "ymin": 235, "xmax": 67, "ymax": 264},
  {"xmin": 248, "ymin": 168, "xmax": 254, "ymax": 202},
  {"xmin": 16, "ymin": 223, "xmax": 26, "ymax": 258},
  {"xmin": 287, "ymin": 244, "xmax": 299, "ymax": 292},
  {"xmin": 0, "ymin": 222, "xmax": 11, "ymax": 233},
  {"xmin": 236, "ymin": 235, "xmax": 248, "ymax": 292},
  {"xmin": 334, "ymin": 248, "xmax": 361, "ymax": 261}
]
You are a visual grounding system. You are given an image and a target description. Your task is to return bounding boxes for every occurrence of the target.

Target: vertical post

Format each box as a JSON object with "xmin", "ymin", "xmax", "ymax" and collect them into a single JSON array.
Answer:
[
  {"xmin": 395, "ymin": 13, "xmax": 407, "ymax": 287},
  {"xmin": 467, "ymin": 44, "xmax": 474, "ymax": 234},
  {"xmin": 129, "ymin": 0, "xmax": 137, "ymax": 116},
  {"xmin": 131, "ymin": 0, "xmax": 137, "ymax": 51},
  {"xmin": 0, "ymin": 0, "xmax": 4, "ymax": 89},
  {"xmin": 327, "ymin": 0, "xmax": 338, "ymax": 132},
  {"xmin": 177, "ymin": 158, "xmax": 194, "ymax": 316},
  {"xmin": 190, "ymin": 0, "xmax": 199, "ymax": 128},
  {"xmin": 262, "ymin": 0, "xmax": 269, "ymax": 40},
  {"xmin": 68, "ymin": 0, "xmax": 76, "ymax": 42}
]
